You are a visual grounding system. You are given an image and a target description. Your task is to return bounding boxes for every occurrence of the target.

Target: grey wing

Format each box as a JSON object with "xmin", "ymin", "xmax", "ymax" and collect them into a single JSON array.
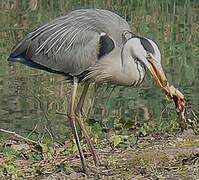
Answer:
[
  {"xmin": 10, "ymin": 26, "xmax": 102, "ymax": 76},
  {"xmin": 33, "ymin": 30, "xmax": 102, "ymax": 76},
  {"xmin": 9, "ymin": 9, "xmax": 130, "ymax": 76}
]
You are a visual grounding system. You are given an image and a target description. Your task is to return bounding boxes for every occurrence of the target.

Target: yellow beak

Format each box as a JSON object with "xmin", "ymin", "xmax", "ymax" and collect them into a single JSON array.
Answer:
[{"xmin": 147, "ymin": 53, "xmax": 186, "ymax": 113}]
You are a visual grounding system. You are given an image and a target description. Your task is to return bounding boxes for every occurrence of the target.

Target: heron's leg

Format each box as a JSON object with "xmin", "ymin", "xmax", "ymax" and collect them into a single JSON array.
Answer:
[
  {"xmin": 67, "ymin": 77, "xmax": 87, "ymax": 173},
  {"xmin": 75, "ymin": 83, "xmax": 100, "ymax": 166}
]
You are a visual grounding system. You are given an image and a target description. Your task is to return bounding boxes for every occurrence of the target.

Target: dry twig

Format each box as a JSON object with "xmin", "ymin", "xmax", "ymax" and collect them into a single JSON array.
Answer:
[{"xmin": 0, "ymin": 128, "xmax": 38, "ymax": 145}]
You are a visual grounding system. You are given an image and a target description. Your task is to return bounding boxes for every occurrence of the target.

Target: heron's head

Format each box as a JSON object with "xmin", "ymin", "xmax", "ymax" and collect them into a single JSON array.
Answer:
[{"xmin": 127, "ymin": 37, "xmax": 169, "ymax": 92}]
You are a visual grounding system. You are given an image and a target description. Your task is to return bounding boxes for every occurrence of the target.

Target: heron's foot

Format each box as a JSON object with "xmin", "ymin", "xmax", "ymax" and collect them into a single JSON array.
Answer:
[
  {"xmin": 87, "ymin": 148, "xmax": 100, "ymax": 167},
  {"xmin": 82, "ymin": 162, "xmax": 101, "ymax": 177},
  {"xmin": 83, "ymin": 158, "xmax": 111, "ymax": 177}
]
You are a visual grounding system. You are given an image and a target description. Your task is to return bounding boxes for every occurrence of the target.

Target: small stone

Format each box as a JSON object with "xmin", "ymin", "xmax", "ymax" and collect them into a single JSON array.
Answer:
[
  {"xmin": 181, "ymin": 129, "xmax": 194, "ymax": 137},
  {"xmin": 192, "ymin": 148, "xmax": 199, "ymax": 157}
]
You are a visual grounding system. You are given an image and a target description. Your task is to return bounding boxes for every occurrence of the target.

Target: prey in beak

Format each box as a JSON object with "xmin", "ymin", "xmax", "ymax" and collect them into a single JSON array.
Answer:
[{"xmin": 146, "ymin": 53, "xmax": 186, "ymax": 115}]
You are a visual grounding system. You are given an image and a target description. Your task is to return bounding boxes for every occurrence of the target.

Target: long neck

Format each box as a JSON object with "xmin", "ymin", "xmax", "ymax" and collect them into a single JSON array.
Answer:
[
  {"xmin": 120, "ymin": 43, "xmax": 146, "ymax": 86},
  {"xmin": 88, "ymin": 45, "xmax": 146, "ymax": 86}
]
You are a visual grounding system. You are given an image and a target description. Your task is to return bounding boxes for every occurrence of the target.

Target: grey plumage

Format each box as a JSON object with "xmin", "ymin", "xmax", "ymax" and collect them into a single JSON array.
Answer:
[{"xmin": 9, "ymin": 9, "xmax": 131, "ymax": 79}]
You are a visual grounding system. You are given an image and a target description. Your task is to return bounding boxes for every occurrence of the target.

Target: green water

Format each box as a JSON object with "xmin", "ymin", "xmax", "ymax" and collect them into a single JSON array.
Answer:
[{"xmin": 0, "ymin": 0, "xmax": 198, "ymax": 141}]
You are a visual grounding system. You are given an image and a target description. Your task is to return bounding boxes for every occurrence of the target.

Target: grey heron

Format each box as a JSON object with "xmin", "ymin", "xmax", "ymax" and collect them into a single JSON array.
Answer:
[{"xmin": 8, "ymin": 9, "xmax": 185, "ymax": 173}]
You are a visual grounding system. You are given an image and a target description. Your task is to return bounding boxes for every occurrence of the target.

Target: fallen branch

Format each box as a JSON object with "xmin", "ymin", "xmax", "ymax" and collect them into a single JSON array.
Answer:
[{"xmin": 0, "ymin": 128, "xmax": 38, "ymax": 145}]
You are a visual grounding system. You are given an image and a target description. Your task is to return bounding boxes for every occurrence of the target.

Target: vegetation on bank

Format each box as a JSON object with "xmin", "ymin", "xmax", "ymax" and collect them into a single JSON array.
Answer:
[{"xmin": 0, "ymin": 128, "xmax": 199, "ymax": 179}]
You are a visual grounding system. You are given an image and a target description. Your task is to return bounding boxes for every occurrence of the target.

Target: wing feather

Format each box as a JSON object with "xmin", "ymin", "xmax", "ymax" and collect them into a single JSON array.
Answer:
[{"xmin": 10, "ymin": 9, "xmax": 130, "ymax": 76}]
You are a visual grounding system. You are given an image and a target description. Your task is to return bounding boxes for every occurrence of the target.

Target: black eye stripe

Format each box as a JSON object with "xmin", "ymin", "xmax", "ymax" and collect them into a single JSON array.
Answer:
[{"xmin": 139, "ymin": 37, "xmax": 155, "ymax": 54}]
